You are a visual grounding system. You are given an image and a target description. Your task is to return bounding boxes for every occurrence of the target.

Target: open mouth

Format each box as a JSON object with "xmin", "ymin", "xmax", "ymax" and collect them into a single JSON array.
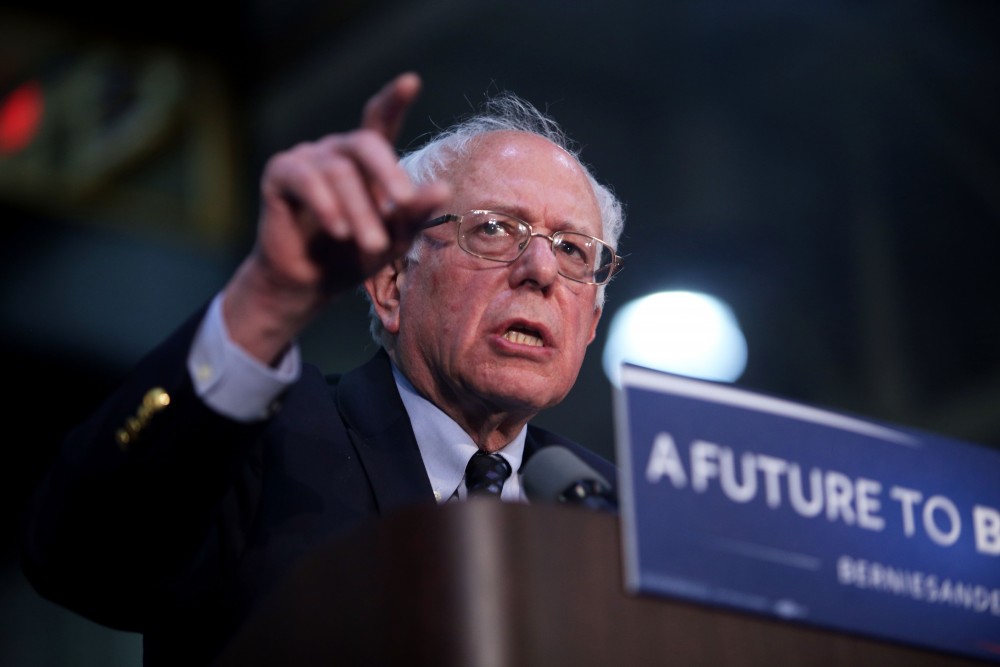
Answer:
[{"xmin": 503, "ymin": 326, "xmax": 544, "ymax": 347}]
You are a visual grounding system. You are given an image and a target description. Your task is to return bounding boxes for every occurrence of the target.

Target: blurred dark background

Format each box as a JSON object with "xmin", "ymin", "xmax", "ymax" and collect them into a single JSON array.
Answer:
[{"xmin": 2, "ymin": 0, "xmax": 998, "ymax": 663}]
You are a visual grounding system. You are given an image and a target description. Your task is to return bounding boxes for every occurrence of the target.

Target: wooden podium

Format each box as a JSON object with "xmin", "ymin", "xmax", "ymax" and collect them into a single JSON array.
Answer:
[{"xmin": 213, "ymin": 500, "xmax": 988, "ymax": 666}]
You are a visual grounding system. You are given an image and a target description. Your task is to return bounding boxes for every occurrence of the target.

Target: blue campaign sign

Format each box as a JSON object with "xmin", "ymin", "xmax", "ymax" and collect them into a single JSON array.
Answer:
[{"xmin": 613, "ymin": 363, "xmax": 1000, "ymax": 663}]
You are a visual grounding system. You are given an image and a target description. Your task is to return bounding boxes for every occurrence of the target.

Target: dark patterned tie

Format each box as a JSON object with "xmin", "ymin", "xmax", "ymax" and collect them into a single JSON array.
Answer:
[{"xmin": 464, "ymin": 450, "xmax": 512, "ymax": 498}]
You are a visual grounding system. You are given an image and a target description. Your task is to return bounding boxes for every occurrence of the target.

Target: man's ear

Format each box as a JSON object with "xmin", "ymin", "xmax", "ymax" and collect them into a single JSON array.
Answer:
[
  {"xmin": 586, "ymin": 305, "xmax": 602, "ymax": 345},
  {"xmin": 364, "ymin": 257, "xmax": 408, "ymax": 335}
]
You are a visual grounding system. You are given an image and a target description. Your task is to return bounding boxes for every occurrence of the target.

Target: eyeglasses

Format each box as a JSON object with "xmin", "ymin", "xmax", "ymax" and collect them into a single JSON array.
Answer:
[{"xmin": 422, "ymin": 209, "xmax": 623, "ymax": 285}]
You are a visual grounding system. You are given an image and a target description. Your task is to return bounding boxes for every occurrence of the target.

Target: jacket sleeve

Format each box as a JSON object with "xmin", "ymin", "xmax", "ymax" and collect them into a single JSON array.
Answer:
[{"xmin": 20, "ymin": 304, "xmax": 273, "ymax": 632}]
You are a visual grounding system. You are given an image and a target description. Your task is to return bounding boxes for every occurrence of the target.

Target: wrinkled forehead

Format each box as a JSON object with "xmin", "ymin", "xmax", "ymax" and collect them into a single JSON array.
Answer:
[{"xmin": 445, "ymin": 131, "xmax": 602, "ymax": 233}]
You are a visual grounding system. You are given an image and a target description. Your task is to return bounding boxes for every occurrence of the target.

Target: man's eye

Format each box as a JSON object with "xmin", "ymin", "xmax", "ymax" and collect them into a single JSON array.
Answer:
[
  {"xmin": 479, "ymin": 220, "xmax": 514, "ymax": 237},
  {"xmin": 556, "ymin": 238, "xmax": 586, "ymax": 259}
]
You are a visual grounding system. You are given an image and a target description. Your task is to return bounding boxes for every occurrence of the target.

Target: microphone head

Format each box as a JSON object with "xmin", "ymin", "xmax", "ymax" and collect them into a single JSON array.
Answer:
[{"xmin": 523, "ymin": 446, "xmax": 617, "ymax": 511}]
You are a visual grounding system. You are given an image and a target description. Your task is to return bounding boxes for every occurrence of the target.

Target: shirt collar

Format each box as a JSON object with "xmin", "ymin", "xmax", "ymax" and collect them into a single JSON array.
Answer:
[{"xmin": 391, "ymin": 362, "xmax": 526, "ymax": 503}]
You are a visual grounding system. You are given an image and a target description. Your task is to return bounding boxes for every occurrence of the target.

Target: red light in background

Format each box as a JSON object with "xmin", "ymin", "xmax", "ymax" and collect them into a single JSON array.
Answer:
[{"xmin": 0, "ymin": 80, "xmax": 44, "ymax": 155}]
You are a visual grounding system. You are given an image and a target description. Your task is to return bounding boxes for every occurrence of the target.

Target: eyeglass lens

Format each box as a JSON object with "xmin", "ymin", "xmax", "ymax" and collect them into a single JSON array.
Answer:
[{"xmin": 458, "ymin": 211, "xmax": 615, "ymax": 284}]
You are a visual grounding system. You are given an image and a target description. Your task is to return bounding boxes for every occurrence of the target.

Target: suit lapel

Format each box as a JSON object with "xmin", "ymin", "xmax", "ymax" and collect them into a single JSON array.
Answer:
[
  {"xmin": 522, "ymin": 427, "xmax": 547, "ymax": 473},
  {"xmin": 334, "ymin": 351, "xmax": 436, "ymax": 515}
]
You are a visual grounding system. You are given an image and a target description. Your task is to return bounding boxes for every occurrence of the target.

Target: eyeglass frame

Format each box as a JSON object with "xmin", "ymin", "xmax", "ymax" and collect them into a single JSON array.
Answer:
[{"xmin": 421, "ymin": 209, "xmax": 623, "ymax": 285}]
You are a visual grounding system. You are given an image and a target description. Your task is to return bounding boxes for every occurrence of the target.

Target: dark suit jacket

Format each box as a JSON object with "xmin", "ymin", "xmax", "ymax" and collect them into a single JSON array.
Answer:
[{"xmin": 21, "ymin": 306, "xmax": 617, "ymax": 665}]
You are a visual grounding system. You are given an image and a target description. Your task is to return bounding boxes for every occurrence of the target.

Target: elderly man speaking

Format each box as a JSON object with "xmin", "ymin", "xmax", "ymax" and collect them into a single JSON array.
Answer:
[{"xmin": 22, "ymin": 72, "xmax": 626, "ymax": 665}]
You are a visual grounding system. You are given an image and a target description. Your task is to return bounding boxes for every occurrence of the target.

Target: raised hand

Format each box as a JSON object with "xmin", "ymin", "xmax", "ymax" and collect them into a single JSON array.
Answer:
[{"xmin": 222, "ymin": 72, "xmax": 450, "ymax": 365}]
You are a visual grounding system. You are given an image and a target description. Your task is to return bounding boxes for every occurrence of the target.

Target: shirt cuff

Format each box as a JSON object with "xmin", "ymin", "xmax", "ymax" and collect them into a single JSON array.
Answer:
[{"xmin": 187, "ymin": 293, "xmax": 301, "ymax": 422}]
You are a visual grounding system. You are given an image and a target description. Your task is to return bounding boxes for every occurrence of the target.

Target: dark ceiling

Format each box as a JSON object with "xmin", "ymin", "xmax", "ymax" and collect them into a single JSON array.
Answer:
[{"xmin": 2, "ymin": 0, "xmax": 999, "ymax": 660}]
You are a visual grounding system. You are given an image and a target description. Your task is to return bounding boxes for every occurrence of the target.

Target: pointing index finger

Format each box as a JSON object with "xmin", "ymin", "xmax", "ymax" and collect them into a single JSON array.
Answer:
[{"xmin": 361, "ymin": 72, "xmax": 423, "ymax": 143}]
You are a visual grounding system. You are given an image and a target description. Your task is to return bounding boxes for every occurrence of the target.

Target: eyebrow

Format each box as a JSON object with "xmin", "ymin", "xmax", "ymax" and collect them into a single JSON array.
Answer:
[{"xmin": 474, "ymin": 206, "xmax": 595, "ymax": 235}]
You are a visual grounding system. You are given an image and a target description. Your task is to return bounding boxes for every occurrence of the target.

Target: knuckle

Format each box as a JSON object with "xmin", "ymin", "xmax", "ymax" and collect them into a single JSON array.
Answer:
[{"xmin": 324, "ymin": 155, "xmax": 355, "ymax": 179}]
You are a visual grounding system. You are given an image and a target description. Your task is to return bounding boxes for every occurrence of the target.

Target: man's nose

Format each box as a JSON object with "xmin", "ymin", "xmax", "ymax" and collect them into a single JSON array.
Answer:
[{"xmin": 510, "ymin": 233, "xmax": 560, "ymax": 287}]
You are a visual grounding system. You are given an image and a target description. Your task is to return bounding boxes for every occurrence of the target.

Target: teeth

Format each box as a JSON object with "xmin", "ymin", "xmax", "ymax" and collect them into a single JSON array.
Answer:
[{"xmin": 504, "ymin": 330, "xmax": 543, "ymax": 347}]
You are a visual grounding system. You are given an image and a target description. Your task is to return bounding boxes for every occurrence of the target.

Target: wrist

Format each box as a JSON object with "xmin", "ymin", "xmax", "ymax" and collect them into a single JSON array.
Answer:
[{"xmin": 221, "ymin": 258, "xmax": 326, "ymax": 366}]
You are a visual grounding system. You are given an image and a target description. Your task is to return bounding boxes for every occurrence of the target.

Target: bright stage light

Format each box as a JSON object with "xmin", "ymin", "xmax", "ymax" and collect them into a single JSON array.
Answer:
[{"xmin": 602, "ymin": 290, "xmax": 748, "ymax": 386}]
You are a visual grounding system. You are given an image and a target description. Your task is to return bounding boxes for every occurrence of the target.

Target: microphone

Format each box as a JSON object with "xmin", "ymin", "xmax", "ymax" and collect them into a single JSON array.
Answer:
[{"xmin": 522, "ymin": 446, "xmax": 618, "ymax": 512}]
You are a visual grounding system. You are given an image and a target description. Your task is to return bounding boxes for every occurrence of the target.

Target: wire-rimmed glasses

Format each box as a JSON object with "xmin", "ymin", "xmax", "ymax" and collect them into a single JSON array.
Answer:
[{"xmin": 423, "ymin": 209, "xmax": 622, "ymax": 285}]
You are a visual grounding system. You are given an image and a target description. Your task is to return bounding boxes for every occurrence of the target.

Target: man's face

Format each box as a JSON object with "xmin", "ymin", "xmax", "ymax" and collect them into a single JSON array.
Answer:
[{"xmin": 390, "ymin": 131, "xmax": 605, "ymax": 423}]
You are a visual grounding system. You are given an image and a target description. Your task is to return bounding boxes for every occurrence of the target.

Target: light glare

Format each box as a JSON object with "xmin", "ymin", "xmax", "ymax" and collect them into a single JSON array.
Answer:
[{"xmin": 602, "ymin": 290, "xmax": 748, "ymax": 386}]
